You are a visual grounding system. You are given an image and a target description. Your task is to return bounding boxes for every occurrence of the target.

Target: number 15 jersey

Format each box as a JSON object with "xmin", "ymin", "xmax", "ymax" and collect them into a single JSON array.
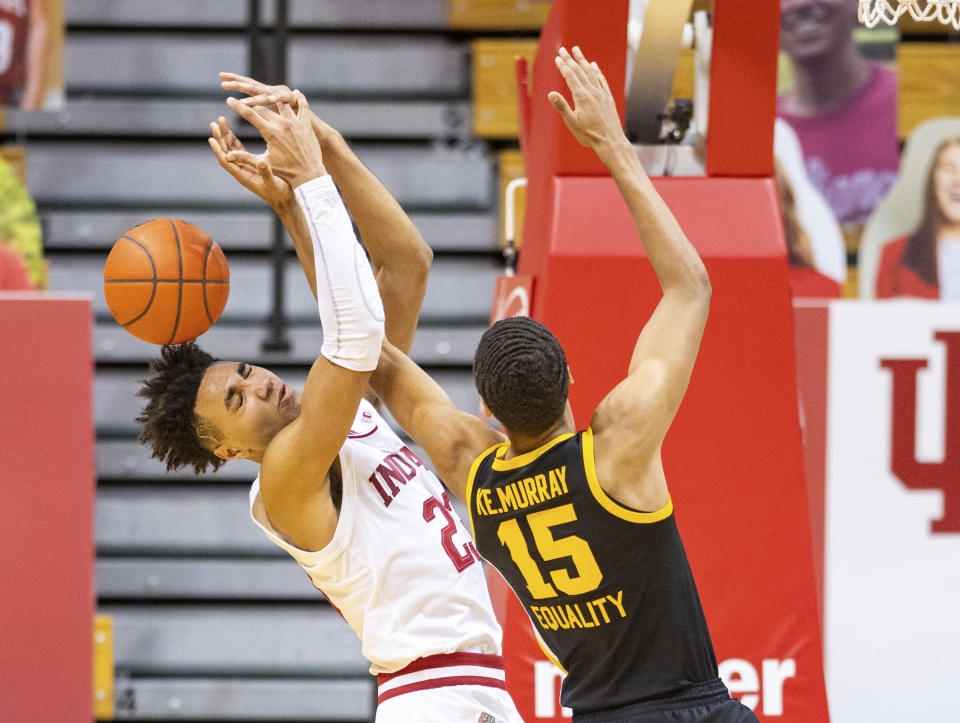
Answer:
[
  {"xmin": 250, "ymin": 398, "xmax": 502, "ymax": 674},
  {"xmin": 467, "ymin": 429, "xmax": 719, "ymax": 713}
]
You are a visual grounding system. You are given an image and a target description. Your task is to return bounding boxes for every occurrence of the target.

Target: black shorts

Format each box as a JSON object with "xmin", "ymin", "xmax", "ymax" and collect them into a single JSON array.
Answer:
[{"xmin": 572, "ymin": 678, "xmax": 759, "ymax": 723}]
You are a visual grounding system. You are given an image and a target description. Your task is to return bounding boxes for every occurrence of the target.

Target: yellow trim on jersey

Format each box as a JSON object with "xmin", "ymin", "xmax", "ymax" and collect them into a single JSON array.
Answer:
[
  {"xmin": 532, "ymin": 625, "xmax": 568, "ymax": 674},
  {"xmin": 490, "ymin": 432, "xmax": 577, "ymax": 471},
  {"xmin": 466, "ymin": 442, "xmax": 508, "ymax": 541},
  {"xmin": 582, "ymin": 428, "xmax": 673, "ymax": 523}
]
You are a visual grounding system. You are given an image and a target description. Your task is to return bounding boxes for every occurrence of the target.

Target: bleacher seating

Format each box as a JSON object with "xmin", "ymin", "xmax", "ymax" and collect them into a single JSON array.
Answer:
[{"xmin": 0, "ymin": 1, "xmax": 515, "ymax": 719}]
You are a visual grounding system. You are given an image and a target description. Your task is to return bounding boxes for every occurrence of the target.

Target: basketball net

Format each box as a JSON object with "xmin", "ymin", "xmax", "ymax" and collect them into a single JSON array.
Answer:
[{"xmin": 859, "ymin": 0, "xmax": 960, "ymax": 29}]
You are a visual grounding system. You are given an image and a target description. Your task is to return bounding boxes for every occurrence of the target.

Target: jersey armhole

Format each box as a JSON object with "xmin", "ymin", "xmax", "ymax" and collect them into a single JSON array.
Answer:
[
  {"xmin": 530, "ymin": 626, "xmax": 567, "ymax": 674},
  {"xmin": 582, "ymin": 428, "xmax": 673, "ymax": 523},
  {"xmin": 465, "ymin": 442, "xmax": 507, "ymax": 541}
]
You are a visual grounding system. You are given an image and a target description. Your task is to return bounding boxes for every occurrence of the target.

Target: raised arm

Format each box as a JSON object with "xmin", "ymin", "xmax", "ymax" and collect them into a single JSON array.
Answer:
[
  {"xmin": 230, "ymin": 98, "xmax": 385, "ymax": 550},
  {"xmin": 369, "ymin": 341, "xmax": 505, "ymax": 501},
  {"xmin": 218, "ymin": 74, "xmax": 432, "ymax": 354},
  {"xmin": 550, "ymin": 47, "xmax": 711, "ymax": 511}
]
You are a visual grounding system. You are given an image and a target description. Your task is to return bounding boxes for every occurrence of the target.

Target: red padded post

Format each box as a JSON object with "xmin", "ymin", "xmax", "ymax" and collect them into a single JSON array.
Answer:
[
  {"xmin": 706, "ymin": 0, "xmax": 780, "ymax": 176},
  {"xmin": 0, "ymin": 295, "xmax": 95, "ymax": 721}
]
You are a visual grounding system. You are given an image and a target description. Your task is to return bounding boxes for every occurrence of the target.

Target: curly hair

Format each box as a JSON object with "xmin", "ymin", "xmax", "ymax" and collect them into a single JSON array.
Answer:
[
  {"xmin": 473, "ymin": 316, "xmax": 568, "ymax": 436},
  {"xmin": 136, "ymin": 341, "xmax": 225, "ymax": 474}
]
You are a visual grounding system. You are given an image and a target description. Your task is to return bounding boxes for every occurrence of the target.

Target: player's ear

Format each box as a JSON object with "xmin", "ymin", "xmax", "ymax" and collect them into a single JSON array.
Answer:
[
  {"xmin": 568, "ymin": 365, "xmax": 574, "ymax": 385},
  {"xmin": 214, "ymin": 445, "xmax": 245, "ymax": 460}
]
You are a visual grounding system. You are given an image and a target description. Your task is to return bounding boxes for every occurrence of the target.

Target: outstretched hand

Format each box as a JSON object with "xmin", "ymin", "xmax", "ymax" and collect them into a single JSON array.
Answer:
[
  {"xmin": 220, "ymin": 72, "xmax": 338, "ymax": 146},
  {"xmin": 207, "ymin": 116, "xmax": 293, "ymax": 208},
  {"xmin": 220, "ymin": 72, "xmax": 298, "ymax": 110},
  {"xmin": 548, "ymin": 46, "xmax": 625, "ymax": 152},
  {"xmin": 225, "ymin": 90, "xmax": 326, "ymax": 189}
]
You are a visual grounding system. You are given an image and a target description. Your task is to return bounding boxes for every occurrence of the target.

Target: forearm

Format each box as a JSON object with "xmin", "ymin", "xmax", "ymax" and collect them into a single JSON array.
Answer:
[
  {"xmin": 296, "ymin": 175, "xmax": 385, "ymax": 371},
  {"xmin": 595, "ymin": 138, "xmax": 710, "ymax": 298},
  {"xmin": 316, "ymin": 128, "xmax": 432, "ymax": 352},
  {"xmin": 273, "ymin": 196, "xmax": 318, "ymax": 299}
]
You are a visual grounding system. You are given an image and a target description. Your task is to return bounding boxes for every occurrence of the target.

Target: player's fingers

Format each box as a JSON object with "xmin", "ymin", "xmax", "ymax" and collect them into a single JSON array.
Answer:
[
  {"xmin": 555, "ymin": 49, "xmax": 586, "ymax": 94},
  {"xmin": 548, "ymin": 91, "xmax": 573, "ymax": 121},
  {"xmin": 213, "ymin": 117, "xmax": 242, "ymax": 153},
  {"xmin": 226, "ymin": 148, "xmax": 267, "ymax": 168},
  {"xmin": 219, "ymin": 71, "xmax": 254, "ymax": 82},
  {"xmin": 207, "ymin": 137, "xmax": 242, "ymax": 177},
  {"xmin": 558, "ymin": 46, "xmax": 590, "ymax": 88},
  {"xmin": 571, "ymin": 45, "xmax": 594, "ymax": 77},
  {"xmin": 291, "ymin": 90, "xmax": 310, "ymax": 118},
  {"xmin": 220, "ymin": 72, "xmax": 267, "ymax": 92},
  {"xmin": 276, "ymin": 100, "xmax": 297, "ymax": 120},
  {"xmin": 256, "ymin": 159, "xmax": 278, "ymax": 182},
  {"xmin": 226, "ymin": 96, "xmax": 272, "ymax": 129},
  {"xmin": 592, "ymin": 61, "xmax": 611, "ymax": 95},
  {"xmin": 216, "ymin": 115, "xmax": 235, "ymax": 142},
  {"xmin": 238, "ymin": 93, "xmax": 276, "ymax": 108}
]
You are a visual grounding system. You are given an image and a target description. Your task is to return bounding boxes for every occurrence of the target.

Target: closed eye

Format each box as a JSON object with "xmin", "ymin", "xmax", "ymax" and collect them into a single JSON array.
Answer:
[{"xmin": 225, "ymin": 363, "xmax": 253, "ymax": 411}]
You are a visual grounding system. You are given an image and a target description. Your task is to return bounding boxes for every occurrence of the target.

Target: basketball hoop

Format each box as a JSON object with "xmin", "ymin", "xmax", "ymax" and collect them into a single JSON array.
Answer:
[{"xmin": 859, "ymin": 0, "xmax": 960, "ymax": 29}]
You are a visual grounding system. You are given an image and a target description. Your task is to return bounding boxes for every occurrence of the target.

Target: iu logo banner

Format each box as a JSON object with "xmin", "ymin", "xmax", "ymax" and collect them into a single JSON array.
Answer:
[
  {"xmin": 806, "ymin": 302, "xmax": 960, "ymax": 723},
  {"xmin": 880, "ymin": 331, "xmax": 960, "ymax": 533}
]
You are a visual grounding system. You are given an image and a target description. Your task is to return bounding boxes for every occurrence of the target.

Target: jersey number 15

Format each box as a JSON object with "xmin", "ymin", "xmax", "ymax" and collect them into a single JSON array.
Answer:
[{"xmin": 498, "ymin": 503, "xmax": 603, "ymax": 599}]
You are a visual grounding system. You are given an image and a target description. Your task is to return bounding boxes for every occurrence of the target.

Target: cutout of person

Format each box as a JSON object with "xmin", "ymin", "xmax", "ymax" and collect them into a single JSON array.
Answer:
[
  {"xmin": 774, "ymin": 118, "xmax": 846, "ymax": 298},
  {"xmin": 859, "ymin": 117, "xmax": 960, "ymax": 300},
  {"xmin": 0, "ymin": 0, "xmax": 50, "ymax": 109},
  {"xmin": 778, "ymin": 0, "xmax": 899, "ymax": 228}
]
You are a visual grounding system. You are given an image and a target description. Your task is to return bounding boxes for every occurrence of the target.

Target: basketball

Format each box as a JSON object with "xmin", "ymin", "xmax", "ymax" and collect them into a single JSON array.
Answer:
[{"xmin": 103, "ymin": 218, "xmax": 230, "ymax": 345}]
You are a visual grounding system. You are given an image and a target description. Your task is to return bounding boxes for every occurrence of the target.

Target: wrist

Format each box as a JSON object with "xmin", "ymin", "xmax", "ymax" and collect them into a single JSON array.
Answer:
[
  {"xmin": 592, "ymin": 134, "xmax": 633, "ymax": 163},
  {"xmin": 286, "ymin": 164, "xmax": 329, "ymax": 190},
  {"xmin": 271, "ymin": 192, "xmax": 298, "ymax": 214},
  {"xmin": 314, "ymin": 121, "xmax": 344, "ymax": 153}
]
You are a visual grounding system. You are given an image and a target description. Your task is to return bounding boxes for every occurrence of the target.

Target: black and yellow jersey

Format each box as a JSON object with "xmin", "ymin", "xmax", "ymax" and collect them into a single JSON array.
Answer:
[{"xmin": 467, "ymin": 429, "xmax": 718, "ymax": 713}]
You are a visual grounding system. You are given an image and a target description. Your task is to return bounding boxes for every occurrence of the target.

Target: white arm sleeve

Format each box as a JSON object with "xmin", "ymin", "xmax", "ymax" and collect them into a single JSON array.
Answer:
[{"xmin": 295, "ymin": 175, "xmax": 385, "ymax": 371}]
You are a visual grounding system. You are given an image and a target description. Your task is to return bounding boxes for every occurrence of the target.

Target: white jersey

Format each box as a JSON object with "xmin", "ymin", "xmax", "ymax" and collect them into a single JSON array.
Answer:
[{"xmin": 249, "ymin": 398, "xmax": 503, "ymax": 674}]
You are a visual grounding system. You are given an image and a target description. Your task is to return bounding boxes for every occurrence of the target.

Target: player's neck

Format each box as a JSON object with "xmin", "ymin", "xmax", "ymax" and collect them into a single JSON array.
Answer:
[{"xmin": 504, "ymin": 408, "xmax": 575, "ymax": 458}]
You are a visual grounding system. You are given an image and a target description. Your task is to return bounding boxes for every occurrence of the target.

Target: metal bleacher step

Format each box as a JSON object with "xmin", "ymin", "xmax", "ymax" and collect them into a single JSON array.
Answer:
[
  {"xmin": 94, "ymin": 323, "xmax": 486, "ymax": 366},
  {"xmin": 111, "ymin": 677, "xmax": 374, "ymax": 721},
  {"xmin": 64, "ymin": 34, "xmax": 466, "ymax": 98},
  {"xmin": 43, "ymin": 209, "xmax": 498, "ymax": 254},
  {"xmin": 96, "ymin": 484, "xmax": 275, "ymax": 554},
  {"xmin": 97, "ymin": 558, "xmax": 318, "ymax": 599},
  {"xmin": 101, "ymin": 603, "xmax": 366, "ymax": 675},
  {"xmin": 27, "ymin": 142, "xmax": 493, "ymax": 208},
  {"xmin": 94, "ymin": 367, "xmax": 481, "ymax": 437},
  {"xmin": 96, "ymin": 440, "xmax": 259, "ymax": 482},
  {"xmin": 1, "ymin": 98, "xmax": 471, "ymax": 141},
  {"xmin": 52, "ymin": 254, "xmax": 500, "ymax": 324},
  {"xmin": 68, "ymin": 0, "xmax": 448, "ymax": 31}
]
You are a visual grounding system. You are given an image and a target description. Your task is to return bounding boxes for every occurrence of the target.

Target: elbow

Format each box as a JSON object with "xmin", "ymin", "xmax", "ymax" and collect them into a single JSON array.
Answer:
[
  {"xmin": 674, "ymin": 261, "xmax": 712, "ymax": 301},
  {"xmin": 413, "ymin": 238, "xmax": 434, "ymax": 281},
  {"xmin": 695, "ymin": 265, "xmax": 712, "ymax": 301},
  {"xmin": 406, "ymin": 240, "xmax": 433, "ymax": 298}
]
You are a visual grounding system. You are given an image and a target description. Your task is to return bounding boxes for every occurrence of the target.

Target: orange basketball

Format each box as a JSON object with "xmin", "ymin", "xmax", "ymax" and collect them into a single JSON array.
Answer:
[{"xmin": 103, "ymin": 218, "xmax": 230, "ymax": 345}]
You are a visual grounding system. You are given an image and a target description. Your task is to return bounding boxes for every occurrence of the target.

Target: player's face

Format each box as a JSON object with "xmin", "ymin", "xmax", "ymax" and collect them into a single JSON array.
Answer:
[
  {"xmin": 780, "ymin": 0, "xmax": 858, "ymax": 63},
  {"xmin": 933, "ymin": 143, "xmax": 960, "ymax": 227},
  {"xmin": 193, "ymin": 361, "xmax": 301, "ymax": 460}
]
